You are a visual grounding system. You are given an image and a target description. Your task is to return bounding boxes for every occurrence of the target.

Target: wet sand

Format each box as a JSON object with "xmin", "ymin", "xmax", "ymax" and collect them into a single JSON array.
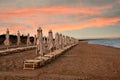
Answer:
[{"xmin": 0, "ymin": 42, "xmax": 120, "ymax": 80}]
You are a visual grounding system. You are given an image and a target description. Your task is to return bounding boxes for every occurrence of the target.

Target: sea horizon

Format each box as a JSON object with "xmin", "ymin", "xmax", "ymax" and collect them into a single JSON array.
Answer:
[{"xmin": 87, "ymin": 38, "xmax": 120, "ymax": 48}]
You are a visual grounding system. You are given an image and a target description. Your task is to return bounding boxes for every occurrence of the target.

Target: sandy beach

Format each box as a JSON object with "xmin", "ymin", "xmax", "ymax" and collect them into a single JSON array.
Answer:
[{"xmin": 0, "ymin": 42, "xmax": 120, "ymax": 80}]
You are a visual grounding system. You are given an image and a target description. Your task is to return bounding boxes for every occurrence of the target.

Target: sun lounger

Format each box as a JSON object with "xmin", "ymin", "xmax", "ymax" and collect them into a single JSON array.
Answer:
[
  {"xmin": 23, "ymin": 44, "xmax": 76, "ymax": 70},
  {"xmin": 23, "ymin": 59, "xmax": 43, "ymax": 70}
]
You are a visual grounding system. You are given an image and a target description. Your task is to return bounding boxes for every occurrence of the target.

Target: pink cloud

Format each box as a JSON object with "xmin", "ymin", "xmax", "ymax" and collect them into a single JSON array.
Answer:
[
  {"xmin": 0, "ymin": 5, "xmax": 112, "ymax": 18},
  {"xmin": 0, "ymin": 4, "xmax": 113, "ymax": 32},
  {"xmin": 43, "ymin": 17, "xmax": 120, "ymax": 33},
  {"xmin": 0, "ymin": 16, "xmax": 120, "ymax": 36}
]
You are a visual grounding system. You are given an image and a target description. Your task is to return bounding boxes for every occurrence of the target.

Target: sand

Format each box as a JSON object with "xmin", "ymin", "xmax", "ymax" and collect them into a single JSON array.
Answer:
[{"xmin": 0, "ymin": 42, "xmax": 120, "ymax": 80}]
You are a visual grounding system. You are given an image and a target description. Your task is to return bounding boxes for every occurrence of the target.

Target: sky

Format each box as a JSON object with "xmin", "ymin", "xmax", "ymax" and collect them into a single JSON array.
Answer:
[{"xmin": 0, "ymin": 0, "xmax": 120, "ymax": 39}]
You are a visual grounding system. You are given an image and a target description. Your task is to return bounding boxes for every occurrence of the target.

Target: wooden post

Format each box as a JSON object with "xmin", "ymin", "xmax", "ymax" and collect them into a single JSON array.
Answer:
[{"xmin": 17, "ymin": 31, "xmax": 21, "ymax": 46}]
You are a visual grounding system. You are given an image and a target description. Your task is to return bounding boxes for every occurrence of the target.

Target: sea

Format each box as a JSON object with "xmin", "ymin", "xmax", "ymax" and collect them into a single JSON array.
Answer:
[{"xmin": 87, "ymin": 38, "xmax": 120, "ymax": 48}]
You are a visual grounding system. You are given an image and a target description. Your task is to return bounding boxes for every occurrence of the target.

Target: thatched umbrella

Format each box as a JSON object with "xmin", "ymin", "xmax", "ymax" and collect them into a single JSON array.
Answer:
[
  {"xmin": 17, "ymin": 31, "xmax": 21, "ymax": 46},
  {"xmin": 4, "ymin": 28, "xmax": 10, "ymax": 49},
  {"xmin": 59, "ymin": 34, "xmax": 63, "ymax": 49},
  {"xmin": 68, "ymin": 36, "xmax": 71, "ymax": 45},
  {"xmin": 66, "ymin": 36, "xmax": 70, "ymax": 46},
  {"xmin": 36, "ymin": 27, "xmax": 44, "ymax": 56},
  {"xmin": 47, "ymin": 30, "xmax": 54, "ymax": 52},
  {"xmin": 54, "ymin": 32, "xmax": 59, "ymax": 50},
  {"xmin": 62, "ymin": 35, "xmax": 65, "ymax": 47},
  {"xmin": 64, "ymin": 36, "xmax": 67, "ymax": 46}
]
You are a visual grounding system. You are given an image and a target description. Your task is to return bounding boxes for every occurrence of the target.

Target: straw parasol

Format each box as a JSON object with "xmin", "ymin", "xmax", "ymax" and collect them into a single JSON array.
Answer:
[
  {"xmin": 59, "ymin": 34, "xmax": 63, "ymax": 49},
  {"xmin": 55, "ymin": 32, "xmax": 59, "ymax": 50},
  {"xmin": 47, "ymin": 30, "xmax": 54, "ymax": 52},
  {"xmin": 36, "ymin": 27, "xmax": 44, "ymax": 56},
  {"xmin": 4, "ymin": 28, "xmax": 10, "ymax": 49},
  {"xmin": 17, "ymin": 31, "xmax": 21, "ymax": 46}
]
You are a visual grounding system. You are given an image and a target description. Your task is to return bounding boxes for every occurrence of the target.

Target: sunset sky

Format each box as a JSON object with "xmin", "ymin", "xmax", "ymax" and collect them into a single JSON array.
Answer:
[{"xmin": 0, "ymin": 0, "xmax": 120, "ymax": 39}]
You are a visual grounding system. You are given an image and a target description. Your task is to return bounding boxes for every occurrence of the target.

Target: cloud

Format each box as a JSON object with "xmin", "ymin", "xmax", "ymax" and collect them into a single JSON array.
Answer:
[
  {"xmin": 43, "ymin": 17, "xmax": 120, "ymax": 33},
  {"xmin": 0, "ymin": 0, "xmax": 116, "ymax": 7},
  {"xmin": 0, "ymin": 4, "xmax": 112, "ymax": 27},
  {"xmin": 1, "ymin": 16, "xmax": 119, "ymax": 36},
  {"xmin": 0, "ymin": 5, "xmax": 112, "ymax": 18}
]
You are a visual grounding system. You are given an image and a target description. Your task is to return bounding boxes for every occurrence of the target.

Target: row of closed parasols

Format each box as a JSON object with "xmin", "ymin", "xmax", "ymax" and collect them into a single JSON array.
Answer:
[
  {"xmin": 3, "ymin": 27, "xmax": 79, "ymax": 56},
  {"xmin": 24, "ymin": 27, "xmax": 79, "ymax": 70}
]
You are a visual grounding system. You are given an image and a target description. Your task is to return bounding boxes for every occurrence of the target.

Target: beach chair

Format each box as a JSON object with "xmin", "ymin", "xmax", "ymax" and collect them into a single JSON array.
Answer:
[{"xmin": 23, "ymin": 59, "xmax": 43, "ymax": 70}]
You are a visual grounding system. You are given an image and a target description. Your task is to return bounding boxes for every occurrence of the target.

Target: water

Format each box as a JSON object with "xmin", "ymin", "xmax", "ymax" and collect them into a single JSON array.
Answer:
[{"xmin": 87, "ymin": 38, "xmax": 120, "ymax": 48}]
